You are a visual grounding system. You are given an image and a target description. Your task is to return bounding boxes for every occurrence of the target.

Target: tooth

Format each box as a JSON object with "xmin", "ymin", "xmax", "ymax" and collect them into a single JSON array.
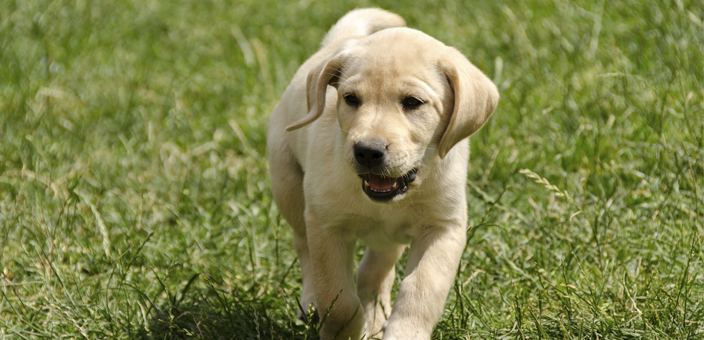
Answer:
[
  {"xmin": 364, "ymin": 180, "xmax": 370, "ymax": 186},
  {"xmin": 392, "ymin": 182, "xmax": 398, "ymax": 189}
]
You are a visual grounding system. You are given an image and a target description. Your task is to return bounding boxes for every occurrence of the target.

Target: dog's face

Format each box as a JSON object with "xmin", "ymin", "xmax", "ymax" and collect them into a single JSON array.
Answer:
[
  {"xmin": 334, "ymin": 33, "xmax": 452, "ymax": 202},
  {"xmin": 286, "ymin": 28, "xmax": 499, "ymax": 203}
]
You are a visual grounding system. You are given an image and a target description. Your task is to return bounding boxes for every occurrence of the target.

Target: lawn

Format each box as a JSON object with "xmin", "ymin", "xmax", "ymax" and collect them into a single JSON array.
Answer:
[{"xmin": 1, "ymin": 0, "xmax": 703, "ymax": 339}]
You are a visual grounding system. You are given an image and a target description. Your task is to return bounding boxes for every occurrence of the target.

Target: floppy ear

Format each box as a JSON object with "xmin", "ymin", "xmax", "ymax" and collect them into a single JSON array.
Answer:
[
  {"xmin": 437, "ymin": 48, "xmax": 499, "ymax": 158},
  {"xmin": 285, "ymin": 52, "xmax": 349, "ymax": 131}
]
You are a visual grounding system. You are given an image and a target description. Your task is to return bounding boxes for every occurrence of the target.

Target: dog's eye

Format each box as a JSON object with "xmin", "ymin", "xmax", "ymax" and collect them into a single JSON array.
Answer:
[
  {"xmin": 402, "ymin": 96, "xmax": 424, "ymax": 110},
  {"xmin": 344, "ymin": 94, "xmax": 360, "ymax": 106}
]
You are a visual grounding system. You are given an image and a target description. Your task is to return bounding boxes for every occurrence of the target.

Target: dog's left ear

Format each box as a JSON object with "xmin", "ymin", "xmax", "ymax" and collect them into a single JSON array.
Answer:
[
  {"xmin": 285, "ymin": 51, "xmax": 349, "ymax": 131},
  {"xmin": 437, "ymin": 47, "xmax": 499, "ymax": 158}
]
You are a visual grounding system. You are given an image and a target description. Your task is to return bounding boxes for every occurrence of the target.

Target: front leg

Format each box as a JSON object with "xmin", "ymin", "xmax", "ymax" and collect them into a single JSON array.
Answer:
[
  {"xmin": 306, "ymin": 210, "xmax": 366, "ymax": 340},
  {"xmin": 383, "ymin": 224, "xmax": 467, "ymax": 340}
]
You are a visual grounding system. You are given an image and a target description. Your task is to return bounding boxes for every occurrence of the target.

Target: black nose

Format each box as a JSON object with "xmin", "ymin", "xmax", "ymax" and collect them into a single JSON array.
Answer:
[{"xmin": 354, "ymin": 140, "xmax": 386, "ymax": 168}]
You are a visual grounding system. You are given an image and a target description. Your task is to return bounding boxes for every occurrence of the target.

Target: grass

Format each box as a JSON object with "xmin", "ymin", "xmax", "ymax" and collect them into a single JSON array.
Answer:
[{"xmin": 1, "ymin": 0, "xmax": 703, "ymax": 339}]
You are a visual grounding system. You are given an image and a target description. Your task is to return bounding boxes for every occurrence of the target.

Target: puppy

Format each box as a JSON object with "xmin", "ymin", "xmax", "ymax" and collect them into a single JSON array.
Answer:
[{"xmin": 267, "ymin": 8, "xmax": 498, "ymax": 340}]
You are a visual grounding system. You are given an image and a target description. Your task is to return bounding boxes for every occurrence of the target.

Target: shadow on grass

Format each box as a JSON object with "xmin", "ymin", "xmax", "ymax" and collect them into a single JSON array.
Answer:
[{"xmin": 136, "ymin": 274, "xmax": 319, "ymax": 340}]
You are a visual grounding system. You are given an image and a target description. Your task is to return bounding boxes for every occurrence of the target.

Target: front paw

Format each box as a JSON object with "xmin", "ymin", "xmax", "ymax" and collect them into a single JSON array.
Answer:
[
  {"xmin": 381, "ymin": 319, "xmax": 431, "ymax": 340},
  {"xmin": 297, "ymin": 302, "xmax": 320, "ymax": 324},
  {"xmin": 318, "ymin": 302, "xmax": 366, "ymax": 340}
]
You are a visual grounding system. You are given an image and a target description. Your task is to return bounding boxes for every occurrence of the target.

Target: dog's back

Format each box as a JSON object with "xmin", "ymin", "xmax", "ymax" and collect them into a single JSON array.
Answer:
[{"xmin": 321, "ymin": 8, "xmax": 405, "ymax": 47}]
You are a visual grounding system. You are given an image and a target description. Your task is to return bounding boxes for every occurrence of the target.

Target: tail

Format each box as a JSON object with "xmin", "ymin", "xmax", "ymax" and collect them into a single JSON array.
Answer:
[{"xmin": 321, "ymin": 8, "xmax": 406, "ymax": 47}]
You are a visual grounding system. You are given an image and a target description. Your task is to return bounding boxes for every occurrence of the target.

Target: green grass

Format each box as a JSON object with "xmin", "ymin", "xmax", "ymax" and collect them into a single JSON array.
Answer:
[{"xmin": 1, "ymin": 0, "xmax": 703, "ymax": 339}]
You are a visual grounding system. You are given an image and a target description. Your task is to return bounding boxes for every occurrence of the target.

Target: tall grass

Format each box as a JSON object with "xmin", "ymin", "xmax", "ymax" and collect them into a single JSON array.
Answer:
[{"xmin": 1, "ymin": 0, "xmax": 702, "ymax": 339}]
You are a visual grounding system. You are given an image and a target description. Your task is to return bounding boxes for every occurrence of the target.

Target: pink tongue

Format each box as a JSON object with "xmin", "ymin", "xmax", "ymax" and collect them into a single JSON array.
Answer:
[{"xmin": 367, "ymin": 174, "xmax": 397, "ymax": 191}]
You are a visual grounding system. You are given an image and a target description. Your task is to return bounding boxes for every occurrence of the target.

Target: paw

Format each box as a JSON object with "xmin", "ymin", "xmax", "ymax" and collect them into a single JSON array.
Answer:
[{"xmin": 297, "ymin": 302, "xmax": 320, "ymax": 324}]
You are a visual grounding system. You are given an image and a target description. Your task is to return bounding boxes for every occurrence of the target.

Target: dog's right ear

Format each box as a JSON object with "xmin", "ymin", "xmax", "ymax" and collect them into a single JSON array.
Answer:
[{"xmin": 285, "ymin": 52, "xmax": 349, "ymax": 131}]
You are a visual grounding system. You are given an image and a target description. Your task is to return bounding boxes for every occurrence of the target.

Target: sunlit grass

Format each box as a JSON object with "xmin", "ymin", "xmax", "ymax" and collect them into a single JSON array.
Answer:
[{"xmin": 1, "ymin": 0, "xmax": 703, "ymax": 339}]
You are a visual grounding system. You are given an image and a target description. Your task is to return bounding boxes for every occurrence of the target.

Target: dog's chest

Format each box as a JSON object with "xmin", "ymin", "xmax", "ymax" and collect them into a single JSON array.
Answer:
[
  {"xmin": 358, "ymin": 222, "xmax": 413, "ymax": 248},
  {"xmin": 336, "ymin": 205, "xmax": 427, "ymax": 247}
]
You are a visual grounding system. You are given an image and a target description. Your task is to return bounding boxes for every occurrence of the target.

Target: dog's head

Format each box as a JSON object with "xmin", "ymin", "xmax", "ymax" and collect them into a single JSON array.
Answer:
[{"xmin": 286, "ymin": 28, "xmax": 499, "ymax": 202}]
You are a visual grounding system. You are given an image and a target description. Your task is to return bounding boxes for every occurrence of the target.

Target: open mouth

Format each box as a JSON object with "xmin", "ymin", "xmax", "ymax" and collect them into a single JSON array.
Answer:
[{"xmin": 358, "ymin": 168, "xmax": 418, "ymax": 202}]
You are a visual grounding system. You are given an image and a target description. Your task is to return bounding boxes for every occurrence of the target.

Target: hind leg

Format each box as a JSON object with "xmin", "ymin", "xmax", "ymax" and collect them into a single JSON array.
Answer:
[
  {"xmin": 356, "ymin": 245, "xmax": 405, "ymax": 338},
  {"xmin": 268, "ymin": 131, "xmax": 316, "ymax": 320}
]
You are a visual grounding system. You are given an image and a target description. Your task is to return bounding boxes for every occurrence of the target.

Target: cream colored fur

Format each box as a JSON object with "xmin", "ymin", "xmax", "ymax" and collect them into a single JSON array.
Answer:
[{"xmin": 267, "ymin": 8, "xmax": 499, "ymax": 340}]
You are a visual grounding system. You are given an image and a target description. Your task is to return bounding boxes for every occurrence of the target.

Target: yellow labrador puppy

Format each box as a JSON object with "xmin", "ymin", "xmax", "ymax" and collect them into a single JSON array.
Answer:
[{"xmin": 268, "ymin": 8, "xmax": 498, "ymax": 340}]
